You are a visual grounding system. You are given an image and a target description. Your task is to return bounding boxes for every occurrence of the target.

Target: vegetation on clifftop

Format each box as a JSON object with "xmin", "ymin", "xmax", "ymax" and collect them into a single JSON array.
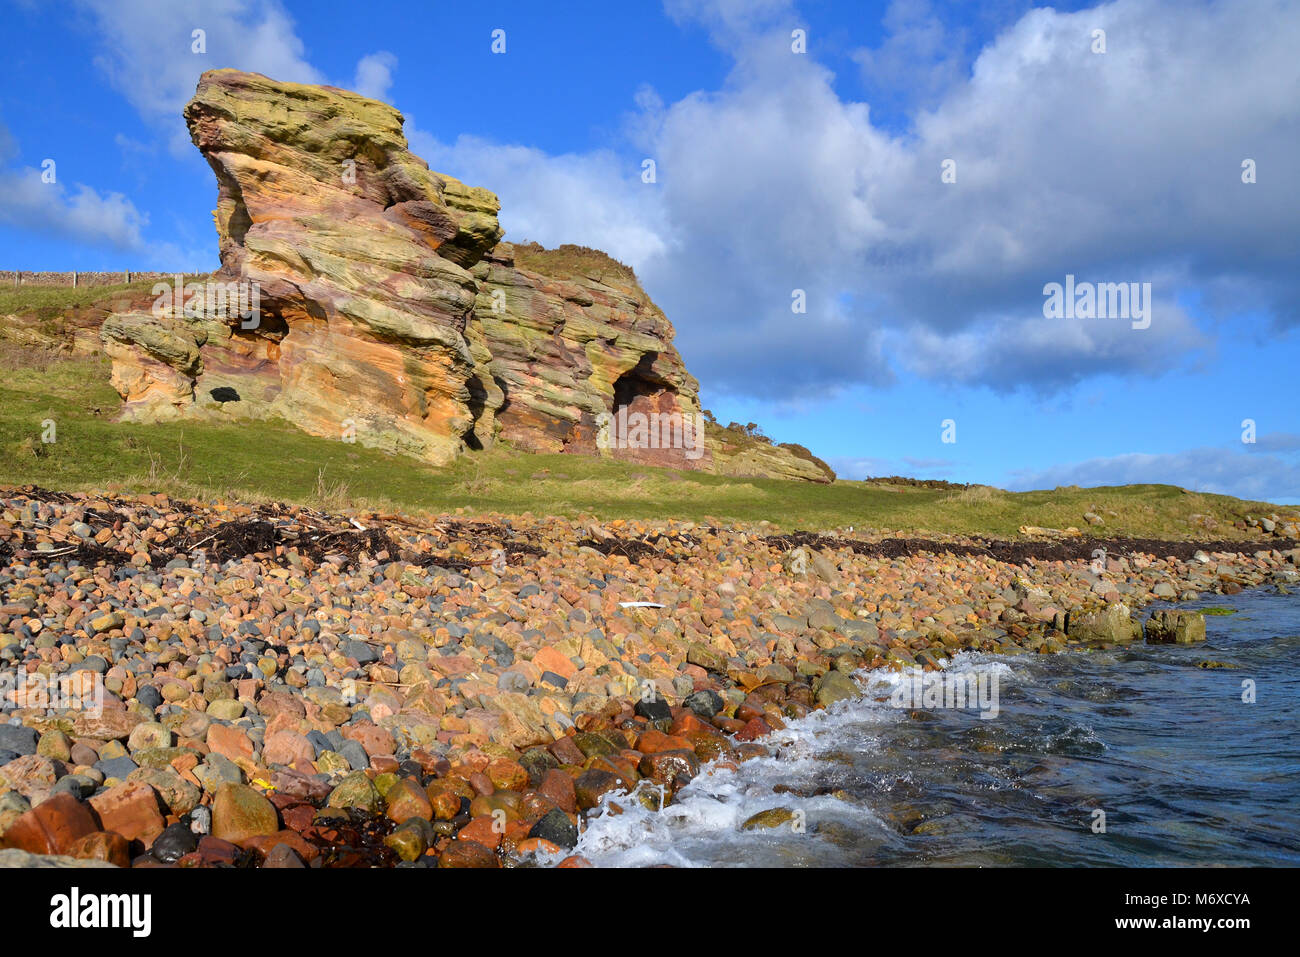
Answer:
[
  {"xmin": 510, "ymin": 242, "xmax": 640, "ymax": 285},
  {"xmin": 703, "ymin": 416, "xmax": 837, "ymax": 483}
]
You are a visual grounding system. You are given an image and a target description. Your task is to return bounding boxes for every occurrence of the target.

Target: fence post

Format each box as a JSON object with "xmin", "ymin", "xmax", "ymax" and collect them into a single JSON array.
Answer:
[{"xmin": 72, "ymin": 270, "xmax": 78, "ymax": 288}]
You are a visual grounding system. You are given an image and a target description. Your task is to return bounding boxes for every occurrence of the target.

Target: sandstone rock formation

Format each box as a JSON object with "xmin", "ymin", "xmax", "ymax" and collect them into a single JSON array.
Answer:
[
  {"xmin": 469, "ymin": 241, "xmax": 706, "ymax": 464},
  {"xmin": 101, "ymin": 69, "xmax": 831, "ymax": 481}
]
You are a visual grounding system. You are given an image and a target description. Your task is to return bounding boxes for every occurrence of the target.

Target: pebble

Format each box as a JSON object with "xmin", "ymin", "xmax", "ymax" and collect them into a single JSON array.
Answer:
[
  {"xmin": 211, "ymin": 783, "xmax": 279, "ymax": 844},
  {"xmin": 0, "ymin": 726, "xmax": 38, "ymax": 757},
  {"xmin": 151, "ymin": 822, "xmax": 198, "ymax": 863},
  {"xmin": 136, "ymin": 685, "xmax": 163, "ymax": 712},
  {"xmin": 0, "ymin": 487, "xmax": 1292, "ymax": 868}
]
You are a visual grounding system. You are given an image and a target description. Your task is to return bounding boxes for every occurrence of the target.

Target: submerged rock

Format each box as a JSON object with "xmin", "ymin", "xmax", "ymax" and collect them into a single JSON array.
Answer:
[{"xmin": 740, "ymin": 807, "xmax": 798, "ymax": 831}]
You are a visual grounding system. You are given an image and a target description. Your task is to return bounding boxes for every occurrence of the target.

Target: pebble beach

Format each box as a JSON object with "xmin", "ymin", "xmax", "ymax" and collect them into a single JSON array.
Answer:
[{"xmin": 1, "ymin": 484, "xmax": 1297, "ymax": 868}]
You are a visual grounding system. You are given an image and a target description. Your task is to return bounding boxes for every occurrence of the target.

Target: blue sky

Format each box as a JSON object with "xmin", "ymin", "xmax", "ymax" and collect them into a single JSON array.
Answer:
[{"xmin": 1, "ymin": 0, "xmax": 1297, "ymax": 502}]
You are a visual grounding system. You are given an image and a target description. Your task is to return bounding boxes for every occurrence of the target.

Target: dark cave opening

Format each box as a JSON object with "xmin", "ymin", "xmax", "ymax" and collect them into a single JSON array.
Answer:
[
  {"xmin": 465, "ymin": 374, "xmax": 489, "ymax": 451},
  {"xmin": 611, "ymin": 352, "xmax": 668, "ymax": 415}
]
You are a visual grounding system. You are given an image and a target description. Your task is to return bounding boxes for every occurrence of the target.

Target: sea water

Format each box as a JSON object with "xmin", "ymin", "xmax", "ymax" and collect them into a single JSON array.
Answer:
[{"xmin": 569, "ymin": 588, "xmax": 1300, "ymax": 867}]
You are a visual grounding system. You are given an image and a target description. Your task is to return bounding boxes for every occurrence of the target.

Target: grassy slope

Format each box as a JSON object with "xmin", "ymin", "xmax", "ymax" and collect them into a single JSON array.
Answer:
[
  {"xmin": 0, "ymin": 279, "xmax": 203, "ymax": 323},
  {"xmin": 0, "ymin": 348, "xmax": 1287, "ymax": 538}
]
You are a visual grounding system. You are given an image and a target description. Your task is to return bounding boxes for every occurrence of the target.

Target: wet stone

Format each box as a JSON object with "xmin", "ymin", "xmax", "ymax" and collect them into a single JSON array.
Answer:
[
  {"xmin": 633, "ymin": 693, "xmax": 672, "ymax": 722},
  {"xmin": 527, "ymin": 807, "xmax": 578, "ymax": 849},
  {"xmin": 741, "ymin": 807, "xmax": 798, "ymax": 831},
  {"xmin": 683, "ymin": 690, "xmax": 724, "ymax": 718}
]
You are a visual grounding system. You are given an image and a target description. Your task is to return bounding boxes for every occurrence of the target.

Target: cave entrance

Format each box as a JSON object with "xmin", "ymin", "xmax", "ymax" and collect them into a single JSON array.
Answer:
[
  {"xmin": 233, "ymin": 297, "xmax": 290, "ymax": 340},
  {"xmin": 607, "ymin": 352, "xmax": 695, "ymax": 459},
  {"xmin": 612, "ymin": 352, "xmax": 667, "ymax": 414}
]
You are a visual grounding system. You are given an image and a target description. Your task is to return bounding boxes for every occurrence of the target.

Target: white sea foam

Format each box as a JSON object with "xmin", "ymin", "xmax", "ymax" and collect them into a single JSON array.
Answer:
[{"xmin": 553, "ymin": 655, "xmax": 1021, "ymax": 867}]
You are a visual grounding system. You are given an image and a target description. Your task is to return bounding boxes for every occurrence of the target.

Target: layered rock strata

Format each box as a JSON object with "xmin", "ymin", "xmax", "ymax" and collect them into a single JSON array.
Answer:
[{"xmin": 101, "ymin": 69, "xmax": 829, "ymax": 481}]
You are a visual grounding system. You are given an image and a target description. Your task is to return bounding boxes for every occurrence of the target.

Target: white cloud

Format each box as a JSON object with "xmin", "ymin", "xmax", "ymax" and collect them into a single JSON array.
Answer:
[
  {"xmin": 663, "ymin": 0, "xmax": 795, "ymax": 45},
  {"xmin": 826, "ymin": 456, "xmax": 898, "ymax": 480},
  {"xmin": 892, "ymin": 287, "xmax": 1211, "ymax": 390},
  {"xmin": 407, "ymin": 130, "xmax": 671, "ymax": 269},
  {"xmin": 353, "ymin": 51, "xmax": 397, "ymax": 102},
  {"xmin": 1008, "ymin": 447, "xmax": 1300, "ymax": 504},
  {"xmin": 828, "ymin": 455, "xmax": 959, "ymax": 480},
  {"xmin": 835, "ymin": 444, "xmax": 1300, "ymax": 503},
  {"xmin": 1249, "ymin": 432, "xmax": 1300, "ymax": 453},
  {"xmin": 0, "ymin": 164, "xmax": 147, "ymax": 250},
  {"xmin": 23, "ymin": 1, "xmax": 326, "ymax": 262},
  {"xmin": 414, "ymin": 0, "xmax": 1300, "ymax": 399},
  {"xmin": 0, "ymin": 118, "xmax": 213, "ymax": 267},
  {"xmin": 853, "ymin": 0, "xmax": 973, "ymax": 110},
  {"xmin": 47, "ymin": 0, "xmax": 1300, "ymax": 405},
  {"xmin": 77, "ymin": 0, "xmax": 323, "ymax": 154},
  {"xmin": 113, "ymin": 132, "xmax": 156, "ymax": 159}
]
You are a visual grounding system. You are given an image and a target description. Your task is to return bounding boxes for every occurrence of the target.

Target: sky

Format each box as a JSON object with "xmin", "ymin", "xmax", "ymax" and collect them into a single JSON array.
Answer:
[{"xmin": 1, "ymin": 0, "xmax": 1297, "ymax": 502}]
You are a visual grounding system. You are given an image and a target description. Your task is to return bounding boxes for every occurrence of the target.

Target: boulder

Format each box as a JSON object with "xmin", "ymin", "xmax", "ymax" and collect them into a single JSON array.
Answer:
[
  {"xmin": 1067, "ymin": 603, "xmax": 1142, "ymax": 643},
  {"xmin": 527, "ymin": 808, "xmax": 578, "ymax": 849},
  {"xmin": 88, "ymin": 782, "xmax": 167, "ymax": 847},
  {"xmin": 1145, "ymin": 610, "xmax": 1207, "ymax": 644}
]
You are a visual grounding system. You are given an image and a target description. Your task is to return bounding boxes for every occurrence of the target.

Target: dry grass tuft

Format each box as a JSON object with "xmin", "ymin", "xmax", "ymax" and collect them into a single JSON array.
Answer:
[
  {"xmin": 311, "ymin": 468, "xmax": 354, "ymax": 510},
  {"xmin": 944, "ymin": 484, "xmax": 1004, "ymax": 504}
]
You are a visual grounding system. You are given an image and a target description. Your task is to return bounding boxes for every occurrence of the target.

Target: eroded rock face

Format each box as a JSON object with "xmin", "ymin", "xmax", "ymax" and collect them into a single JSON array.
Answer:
[
  {"xmin": 108, "ymin": 69, "xmax": 505, "ymax": 465},
  {"xmin": 101, "ymin": 69, "xmax": 829, "ymax": 479},
  {"xmin": 468, "ymin": 242, "xmax": 709, "ymax": 468}
]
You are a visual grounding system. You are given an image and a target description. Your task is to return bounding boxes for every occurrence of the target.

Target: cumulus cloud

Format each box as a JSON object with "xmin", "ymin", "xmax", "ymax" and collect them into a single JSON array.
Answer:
[
  {"xmin": 663, "ymin": 0, "xmax": 795, "ymax": 45},
  {"xmin": 407, "ymin": 130, "xmax": 671, "ymax": 270},
  {"xmin": 77, "ymin": 0, "xmax": 323, "ymax": 153},
  {"xmin": 0, "ymin": 163, "xmax": 147, "ymax": 250},
  {"xmin": 353, "ymin": 51, "xmax": 397, "ymax": 102},
  {"xmin": 1008, "ymin": 447, "xmax": 1300, "ymax": 503},
  {"xmin": 420, "ymin": 0, "xmax": 1300, "ymax": 400},
  {"xmin": 36, "ymin": 0, "xmax": 330, "ymax": 261},
  {"xmin": 894, "ymin": 287, "xmax": 1211, "ymax": 387},
  {"xmin": 853, "ymin": 0, "xmax": 975, "ymax": 111},
  {"xmin": 1249, "ymin": 432, "xmax": 1300, "ymax": 453},
  {"xmin": 48, "ymin": 0, "xmax": 1300, "ymax": 408}
]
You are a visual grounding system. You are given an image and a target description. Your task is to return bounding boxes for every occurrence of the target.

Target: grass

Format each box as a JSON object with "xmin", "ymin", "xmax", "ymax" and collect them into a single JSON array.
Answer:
[
  {"xmin": 943, "ymin": 484, "xmax": 1003, "ymax": 504},
  {"xmin": 0, "ymin": 347, "xmax": 1290, "ymax": 538},
  {"xmin": 0, "ymin": 279, "xmax": 194, "ymax": 324},
  {"xmin": 510, "ymin": 242, "xmax": 639, "ymax": 285}
]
